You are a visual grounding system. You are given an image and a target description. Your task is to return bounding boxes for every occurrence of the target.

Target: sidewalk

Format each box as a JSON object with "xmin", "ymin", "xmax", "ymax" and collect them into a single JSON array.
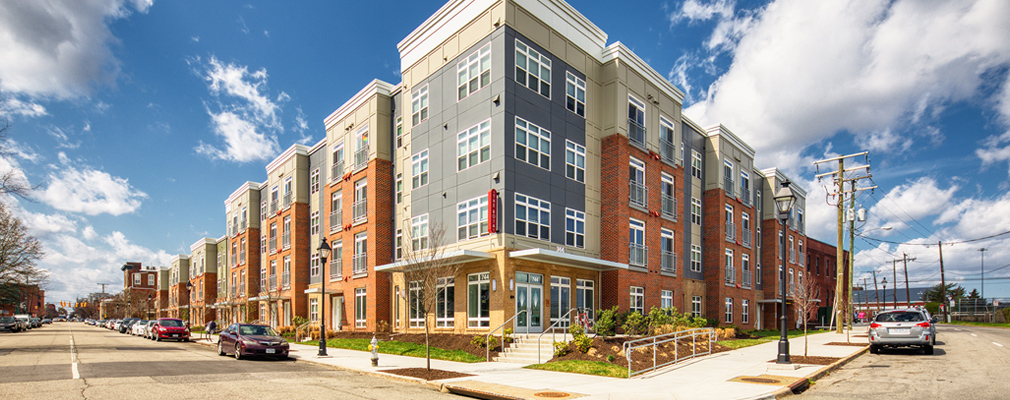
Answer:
[{"xmin": 190, "ymin": 331, "xmax": 867, "ymax": 400}]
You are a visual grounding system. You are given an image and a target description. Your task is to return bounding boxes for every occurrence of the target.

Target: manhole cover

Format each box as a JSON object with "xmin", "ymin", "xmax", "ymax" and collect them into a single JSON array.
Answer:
[
  {"xmin": 534, "ymin": 392, "xmax": 571, "ymax": 398},
  {"xmin": 740, "ymin": 377, "xmax": 779, "ymax": 384}
]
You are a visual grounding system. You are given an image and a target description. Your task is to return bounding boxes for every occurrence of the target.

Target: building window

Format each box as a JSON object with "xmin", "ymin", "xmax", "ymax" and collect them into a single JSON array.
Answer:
[
  {"xmin": 411, "ymin": 149, "xmax": 429, "ymax": 189},
  {"xmin": 742, "ymin": 212, "xmax": 751, "ymax": 247},
  {"xmin": 629, "ymin": 158, "xmax": 647, "ymax": 208},
  {"xmin": 742, "ymin": 254, "xmax": 751, "ymax": 288},
  {"xmin": 457, "ymin": 120, "xmax": 491, "ymax": 171},
  {"xmin": 395, "ymin": 173, "xmax": 403, "ymax": 204},
  {"xmin": 411, "ymin": 85, "xmax": 429, "ymax": 126},
  {"xmin": 468, "ymin": 272, "xmax": 490, "ymax": 328},
  {"xmin": 310, "ymin": 253, "xmax": 320, "ymax": 277},
  {"xmin": 354, "ymin": 125, "xmax": 369, "ymax": 170},
  {"xmin": 282, "ymin": 216, "xmax": 291, "ymax": 249},
  {"xmin": 629, "ymin": 219, "xmax": 646, "ymax": 267},
  {"xmin": 661, "ymin": 228, "xmax": 675, "ymax": 273},
  {"xmin": 355, "ymin": 287, "xmax": 367, "ymax": 328},
  {"xmin": 660, "ymin": 116, "xmax": 676, "ymax": 162},
  {"xmin": 457, "ymin": 195, "xmax": 488, "ymax": 241},
  {"xmin": 661, "ymin": 290, "xmax": 674, "ymax": 310},
  {"xmin": 411, "ymin": 214, "xmax": 429, "ymax": 251},
  {"xmin": 628, "ymin": 96, "xmax": 646, "ymax": 147},
  {"xmin": 691, "ymin": 245, "xmax": 702, "ymax": 272},
  {"xmin": 692, "ymin": 296, "xmax": 702, "ymax": 317},
  {"xmin": 396, "ymin": 116, "xmax": 403, "ymax": 148},
  {"xmin": 283, "ymin": 177, "xmax": 292, "ymax": 207},
  {"xmin": 691, "ymin": 150, "xmax": 702, "ymax": 179},
  {"xmin": 353, "ymin": 232, "xmax": 367, "ymax": 275},
  {"xmin": 515, "ymin": 40, "xmax": 551, "ymax": 98},
  {"xmin": 332, "ymin": 240, "xmax": 343, "ymax": 279},
  {"xmin": 725, "ymin": 249, "xmax": 735, "ymax": 284},
  {"xmin": 330, "ymin": 190, "xmax": 342, "ymax": 232},
  {"xmin": 436, "ymin": 277, "xmax": 455, "ymax": 328},
  {"xmin": 740, "ymin": 170, "xmax": 751, "ymax": 204},
  {"xmin": 725, "ymin": 298, "xmax": 733, "ymax": 323},
  {"xmin": 723, "ymin": 160, "xmax": 735, "ymax": 197},
  {"xmin": 395, "ymin": 229, "xmax": 403, "ymax": 260},
  {"xmin": 310, "ymin": 168, "xmax": 319, "ymax": 194},
  {"xmin": 515, "ymin": 117, "xmax": 550, "ymax": 170},
  {"xmin": 661, "ymin": 173, "xmax": 676, "ymax": 219},
  {"xmin": 565, "ymin": 208, "xmax": 585, "ymax": 248},
  {"xmin": 565, "ymin": 71, "xmax": 585, "ymax": 116},
  {"xmin": 515, "ymin": 193, "xmax": 550, "ymax": 240},
  {"xmin": 630, "ymin": 286, "xmax": 644, "ymax": 314},
  {"xmin": 458, "ymin": 42, "xmax": 491, "ymax": 100},
  {"xmin": 147, "ymin": 274, "xmax": 155, "ymax": 286},
  {"xmin": 269, "ymin": 222, "xmax": 277, "ymax": 253},
  {"xmin": 691, "ymin": 197, "xmax": 702, "ymax": 225},
  {"xmin": 742, "ymin": 299, "xmax": 750, "ymax": 324},
  {"xmin": 550, "ymin": 276, "xmax": 571, "ymax": 327},
  {"xmin": 310, "ymin": 211, "xmax": 319, "ymax": 236},
  {"xmin": 409, "ymin": 281, "xmax": 424, "ymax": 328},
  {"xmin": 134, "ymin": 274, "xmax": 141, "ymax": 286},
  {"xmin": 353, "ymin": 179, "xmax": 367, "ymax": 223},
  {"xmin": 565, "ymin": 140, "xmax": 585, "ymax": 182},
  {"xmin": 310, "ymin": 298, "xmax": 318, "ymax": 322},
  {"xmin": 331, "ymin": 143, "xmax": 344, "ymax": 179}
]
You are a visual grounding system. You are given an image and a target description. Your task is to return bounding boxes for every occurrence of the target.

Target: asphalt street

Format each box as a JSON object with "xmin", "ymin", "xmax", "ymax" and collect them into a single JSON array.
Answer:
[
  {"xmin": 798, "ymin": 323, "xmax": 1010, "ymax": 399},
  {"xmin": 0, "ymin": 323, "xmax": 464, "ymax": 400}
]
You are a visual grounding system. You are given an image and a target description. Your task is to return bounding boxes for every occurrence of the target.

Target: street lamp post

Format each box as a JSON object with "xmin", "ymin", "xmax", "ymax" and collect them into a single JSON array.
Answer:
[
  {"xmin": 881, "ymin": 278, "xmax": 888, "ymax": 310},
  {"xmin": 147, "ymin": 294, "xmax": 152, "ymax": 319},
  {"xmin": 774, "ymin": 180, "xmax": 797, "ymax": 365},
  {"xmin": 317, "ymin": 237, "xmax": 332, "ymax": 357},
  {"xmin": 186, "ymin": 282, "xmax": 193, "ymax": 327}
]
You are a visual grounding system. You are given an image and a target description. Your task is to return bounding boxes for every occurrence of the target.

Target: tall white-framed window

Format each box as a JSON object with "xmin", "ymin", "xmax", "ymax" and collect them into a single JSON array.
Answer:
[
  {"xmin": 725, "ymin": 204, "xmax": 735, "ymax": 241},
  {"xmin": 725, "ymin": 249, "xmax": 735, "ymax": 284},
  {"xmin": 742, "ymin": 299, "xmax": 750, "ymax": 324},
  {"xmin": 408, "ymin": 280, "xmax": 424, "ymax": 328},
  {"xmin": 395, "ymin": 229, "xmax": 402, "ymax": 260},
  {"xmin": 515, "ymin": 193, "xmax": 550, "ymax": 240},
  {"xmin": 661, "ymin": 290, "xmax": 674, "ymax": 309},
  {"xmin": 691, "ymin": 245, "xmax": 702, "ymax": 272},
  {"xmin": 283, "ymin": 177, "xmax": 292, "ymax": 207},
  {"xmin": 691, "ymin": 197, "xmax": 702, "ymax": 225},
  {"xmin": 310, "ymin": 253, "xmax": 320, "ymax": 277},
  {"xmin": 411, "ymin": 149, "xmax": 429, "ymax": 189},
  {"xmin": 282, "ymin": 215, "xmax": 291, "ymax": 249},
  {"xmin": 692, "ymin": 296, "xmax": 702, "ymax": 317},
  {"xmin": 660, "ymin": 116, "xmax": 676, "ymax": 162},
  {"xmin": 723, "ymin": 160, "xmax": 735, "ymax": 196},
  {"xmin": 629, "ymin": 219, "xmax": 646, "ymax": 267},
  {"xmin": 565, "ymin": 140, "xmax": 585, "ymax": 182},
  {"xmin": 310, "ymin": 211, "xmax": 319, "ymax": 236},
  {"xmin": 330, "ymin": 190, "xmax": 342, "ymax": 232},
  {"xmin": 661, "ymin": 172, "xmax": 676, "ymax": 219},
  {"xmin": 467, "ymin": 272, "xmax": 490, "ymax": 328},
  {"xmin": 630, "ymin": 286, "xmax": 645, "ymax": 314},
  {"xmin": 691, "ymin": 150, "xmax": 703, "ymax": 179},
  {"xmin": 740, "ymin": 170, "xmax": 751, "ymax": 204},
  {"xmin": 725, "ymin": 297, "xmax": 733, "ymax": 323},
  {"xmin": 310, "ymin": 298, "xmax": 318, "ymax": 322},
  {"xmin": 411, "ymin": 214, "xmax": 429, "ymax": 251},
  {"xmin": 661, "ymin": 228, "xmax": 675, "ymax": 273},
  {"xmin": 742, "ymin": 212, "xmax": 751, "ymax": 247},
  {"xmin": 629, "ymin": 157, "xmax": 647, "ymax": 208},
  {"xmin": 628, "ymin": 95, "xmax": 646, "ymax": 147},
  {"xmin": 515, "ymin": 117, "xmax": 550, "ymax": 170},
  {"xmin": 354, "ymin": 125, "xmax": 369, "ymax": 170},
  {"xmin": 457, "ymin": 119, "xmax": 491, "ymax": 171},
  {"xmin": 515, "ymin": 40, "xmax": 551, "ymax": 98},
  {"xmin": 395, "ymin": 173, "xmax": 403, "ymax": 204},
  {"xmin": 353, "ymin": 232, "xmax": 367, "ymax": 275},
  {"xmin": 436, "ymin": 277, "xmax": 455, "ymax": 328},
  {"xmin": 565, "ymin": 208, "xmax": 585, "ymax": 248},
  {"xmin": 797, "ymin": 208, "xmax": 804, "ymax": 232},
  {"xmin": 789, "ymin": 236, "xmax": 795, "ymax": 263},
  {"xmin": 396, "ymin": 116, "xmax": 403, "ymax": 148},
  {"xmin": 310, "ymin": 168, "xmax": 319, "ymax": 194},
  {"xmin": 331, "ymin": 142, "xmax": 344, "ymax": 179},
  {"xmin": 411, "ymin": 84, "xmax": 429, "ymax": 126},
  {"xmin": 355, "ymin": 287, "xmax": 367, "ymax": 328},
  {"xmin": 742, "ymin": 254, "xmax": 751, "ymax": 288},
  {"xmin": 565, "ymin": 71, "xmax": 585, "ymax": 116},
  {"xmin": 457, "ymin": 195, "xmax": 488, "ymax": 241},
  {"xmin": 458, "ymin": 42, "xmax": 491, "ymax": 100}
]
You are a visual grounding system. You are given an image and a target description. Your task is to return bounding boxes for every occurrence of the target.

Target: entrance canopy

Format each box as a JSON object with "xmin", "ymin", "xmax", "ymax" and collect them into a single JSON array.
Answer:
[
  {"xmin": 375, "ymin": 249, "xmax": 496, "ymax": 272},
  {"xmin": 508, "ymin": 248, "xmax": 628, "ymax": 271}
]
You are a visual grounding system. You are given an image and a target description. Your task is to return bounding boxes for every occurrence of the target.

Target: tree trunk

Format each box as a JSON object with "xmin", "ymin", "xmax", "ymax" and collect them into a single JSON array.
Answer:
[
  {"xmin": 803, "ymin": 319, "xmax": 809, "ymax": 357},
  {"xmin": 425, "ymin": 324, "xmax": 431, "ymax": 371}
]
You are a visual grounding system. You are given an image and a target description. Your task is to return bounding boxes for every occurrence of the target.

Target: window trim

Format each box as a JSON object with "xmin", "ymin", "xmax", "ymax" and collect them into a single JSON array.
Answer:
[
  {"xmin": 411, "ymin": 84, "xmax": 429, "ymax": 126},
  {"xmin": 515, "ymin": 39, "xmax": 551, "ymax": 98},
  {"xmin": 457, "ymin": 119, "xmax": 491, "ymax": 171},
  {"xmin": 458, "ymin": 42, "xmax": 492, "ymax": 101},
  {"xmin": 515, "ymin": 193, "xmax": 551, "ymax": 241},
  {"xmin": 565, "ymin": 71, "xmax": 585, "ymax": 116},
  {"xmin": 565, "ymin": 140, "xmax": 586, "ymax": 183},
  {"xmin": 565, "ymin": 208, "xmax": 585, "ymax": 248},
  {"xmin": 515, "ymin": 117, "xmax": 551, "ymax": 170},
  {"xmin": 411, "ymin": 149, "xmax": 429, "ymax": 189}
]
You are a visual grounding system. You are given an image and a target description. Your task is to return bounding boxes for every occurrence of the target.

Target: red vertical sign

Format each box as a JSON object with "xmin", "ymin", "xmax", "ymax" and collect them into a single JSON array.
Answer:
[{"xmin": 488, "ymin": 189, "xmax": 498, "ymax": 233}]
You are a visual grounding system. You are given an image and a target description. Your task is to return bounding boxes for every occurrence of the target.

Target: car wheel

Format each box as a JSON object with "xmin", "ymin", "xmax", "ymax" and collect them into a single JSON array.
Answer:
[
  {"xmin": 234, "ymin": 344, "xmax": 243, "ymax": 360},
  {"xmin": 156, "ymin": 335, "xmax": 161, "ymax": 342},
  {"xmin": 869, "ymin": 345, "xmax": 879, "ymax": 354},
  {"xmin": 218, "ymin": 341, "xmax": 226, "ymax": 356},
  {"xmin": 923, "ymin": 345, "xmax": 934, "ymax": 355}
]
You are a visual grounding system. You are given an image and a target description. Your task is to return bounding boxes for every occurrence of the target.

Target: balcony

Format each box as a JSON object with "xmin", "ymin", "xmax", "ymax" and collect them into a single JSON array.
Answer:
[
  {"xmin": 628, "ymin": 119, "xmax": 646, "ymax": 148},
  {"xmin": 329, "ymin": 211, "xmax": 342, "ymax": 232},
  {"xmin": 269, "ymin": 237, "xmax": 277, "ymax": 253},
  {"xmin": 725, "ymin": 266, "xmax": 735, "ymax": 284},
  {"xmin": 238, "ymin": 250, "xmax": 245, "ymax": 265},
  {"xmin": 629, "ymin": 181, "xmax": 648, "ymax": 208},
  {"xmin": 283, "ymin": 193, "xmax": 292, "ymax": 209},
  {"xmin": 629, "ymin": 243, "xmax": 647, "ymax": 268},
  {"xmin": 309, "ymin": 273, "xmax": 321, "ymax": 285},
  {"xmin": 724, "ymin": 178, "xmax": 734, "ymax": 196},
  {"xmin": 660, "ymin": 137, "xmax": 675, "ymax": 162},
  {"xmin": 238, "ymin": 282, "xmax": 245, "ymax": 297},
  {"xmin": 725, "ymin": 222, "xmax": 736, "ymax": 241},
  {"xmin": 281, "ymin": 272, "xmax": 290, "ymax": 289},
  {"xmin": 230, "ymin": 285, "xmax": 236, "ymax": 297},
  {"xmin": 660, "ymin": 251, "xmax": 677, "ymax": 274},
  {"xmin": 789, "ymin": 248, "xmax": 796, "ymax": 264},
  {"xmin": 742, "ymin": 270, "xmax": 752, "ymax": 288},
  {"xmin": 231, "ymin": 224, "xmax": 238, "ymax": 237},
  {"xmin": 331, "ymin": 161, "xmax": 344, "ymax": 182},
  {"xmin": 799, "ymin": 253, "xmax": 806, "ymax": 267},
  {"xmin": 282, "ymin": 232, "xmax": 290, "ymax": 249},
  {"xmin": 330, "ymin": 258, "xmax": 342, "ymax": 280},
  {"xmin": 270, "ymin": 200, "xmax": 278, "ymax": 214},
  {"xmin": 352, "ymin": 253, "xmax": 367, "ymax": 275},
  {"xmin": 354, "ymin": 147, "xmax": 368, "ymax": 170},
  {"xmin": 269, "ymin": 274, "xmax": 277, "ymax": 291},
  {"xmin": 353, "ymin": 199, "xmax": 367, "ymax": 223},
  {"xmin": 240, "ymin": 220, "xmax": 247, "ymax": 231},
  {"xmin": 742, "ymin": 228, "xmax": 752, "ymax": 248},
  {"xmin": 661, "ymin": 194, "xmax": 678, "ymax": 220}
]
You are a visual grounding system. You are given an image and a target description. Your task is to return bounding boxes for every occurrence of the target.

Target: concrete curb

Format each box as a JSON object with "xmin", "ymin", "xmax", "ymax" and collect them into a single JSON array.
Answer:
[{"xmin": 772, "ymin": 345, "xmax": 869, "ymax": 399}]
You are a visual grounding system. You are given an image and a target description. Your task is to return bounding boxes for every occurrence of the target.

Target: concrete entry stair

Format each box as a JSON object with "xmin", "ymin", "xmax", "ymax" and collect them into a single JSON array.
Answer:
[{"xmin": 493, "ymin": 333, "xmax": 572, "ymax": 364}]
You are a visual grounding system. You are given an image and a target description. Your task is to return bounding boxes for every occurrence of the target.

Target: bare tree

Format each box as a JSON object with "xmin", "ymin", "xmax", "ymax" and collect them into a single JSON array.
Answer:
[
  {"xmin": 0, "ymin": 119, "xmax": 40, "ymax": 199},
  {"xmin": 792, "ymin": 275, "xmax": 821, "ymax": 356},
  {"xmin": 0, "ymin": 204, "xmax": 44, "ymax": 287},
  {"xmin": 399, "ymin": 221, "xmax": 461, "ymax": 372}
]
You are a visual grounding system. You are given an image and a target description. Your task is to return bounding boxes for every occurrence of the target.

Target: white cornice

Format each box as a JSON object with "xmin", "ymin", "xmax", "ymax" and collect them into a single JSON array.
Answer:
[
  {"xmin": 513, "ymin": 0, "xmax": 607, "ymax": 57},
  {"xmin": 265, "ymin": 143, "xmax": 310, "ymax": 174},
  {"xmin": 705, "ymin": 124, "xmax": 755, "ymax": 159},
  {"xmin": 323, "ymin": 79, "xmax": 396, "ymax": 131},
  {"xmin": 169, "ymin": 254, "xmax": 190, "ymax": 264},
  {"xmin": 189, "ymin": 237, "xmax": 218, "ymax": 253},
  {"xmin": 759, "ymin": 168, "xmax": 807, "ymax": 198},
  {"xmin": 308, "ymin": 137, "xmax": 327, "ymax": 155},
  {"xmin": 600, "ymin": 42, "xmax": 685, "ymax": 105},
  {"xmin": 397, "ymin": 0, "xmax": 498, "ymax": 72},
  {"xmin": 225, "ymin": 181, "xmax": 261, "ymax": 206},
  {"xmin": 682, "ymin": 115, "xmax": 706, "ymax": 137}
]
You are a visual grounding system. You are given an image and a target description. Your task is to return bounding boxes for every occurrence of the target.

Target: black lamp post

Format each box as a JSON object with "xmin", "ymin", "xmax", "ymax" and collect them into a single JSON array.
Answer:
[
  {"xmin": 774, "ymin": 179, "xmax": 797, "ymax": 364},
  {"xmin": 147, "ymin": 294, "xmax": 152, "ymax": 319},
  {"xmin": 186, "ymin": 282, "xmax": 193, "ymax": 327},
  {"xmin": 317, "ymin": 237, "xmax": 332, "ymax": 356},
  {"xmin": 881, "ymin": 278, "xmax": 888, "ymax": 311}
]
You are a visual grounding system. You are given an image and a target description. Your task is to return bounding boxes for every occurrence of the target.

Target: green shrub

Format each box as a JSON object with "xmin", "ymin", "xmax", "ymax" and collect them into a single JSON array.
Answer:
[
  {"xmin": 568, "ymin": 324, "xmax": 585, "ymax": 337},
  {"xmin": 503, "ymin": 328, "xmax": 515, "ymax": 343},
  {"xmin": 622, "ymin": 311, "xmax": 647, "ymax": 336},
  {"xmin": 470, "ymin": 334, "xmax": 487, "ymax": 348},
  {"xmin": 595, "ymin": 306, "xmax": 620, "ymax": 337},
  {"xmin": 607, "ymin": 354, "xmax": 616, "ymax": 362},
  {"xmin": 553, "ymin": 341, "xmax": 570, "ymax": 357},
  {"xmin": 573, "ymin": 334, "xmax": 593, "ymax": 353},
  {"xmin": 292, "ymin": 316, "xmax": 309, "ymax": 327}
]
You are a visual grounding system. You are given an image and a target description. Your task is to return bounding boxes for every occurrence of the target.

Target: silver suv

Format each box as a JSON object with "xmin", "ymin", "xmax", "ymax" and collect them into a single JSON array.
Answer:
[{"xmin": 868, "ymin": 309, "xmax": 937, "ymax": 355}]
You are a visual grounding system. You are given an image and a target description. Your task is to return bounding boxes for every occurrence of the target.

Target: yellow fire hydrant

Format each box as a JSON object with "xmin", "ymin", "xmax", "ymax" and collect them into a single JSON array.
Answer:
[{"xmin": 370, "ymin": 335, "xmax": 379, "ymax": 367}]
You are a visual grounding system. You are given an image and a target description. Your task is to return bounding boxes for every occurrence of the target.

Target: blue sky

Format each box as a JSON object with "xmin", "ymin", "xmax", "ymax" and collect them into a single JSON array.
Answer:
[{"xmin": 1, "ymin": 0, "xmax": 1009, "ymax": 305}]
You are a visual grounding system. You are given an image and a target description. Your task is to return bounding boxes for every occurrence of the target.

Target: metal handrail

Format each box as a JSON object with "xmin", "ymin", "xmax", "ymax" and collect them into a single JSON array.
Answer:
[
  {"xmin": 622, "ymin": 327, "xmax": 716, "ymax": 378},
  {"xmin": 537, "ymin": 307, "xmax": 594, "ymax": 363},
  {"xmin": 294, "ymin": 321, "xmax": 319, "ymax": 342},
  {"xmin": 486, "ymin": 309, "xmax": 527, "ymax": 362}
]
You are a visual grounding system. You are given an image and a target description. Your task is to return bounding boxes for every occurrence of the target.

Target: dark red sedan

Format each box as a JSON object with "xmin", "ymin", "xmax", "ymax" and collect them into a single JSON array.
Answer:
[
  {"xmin": 151, "ymin": 318, "xmax": 190, "ymax": 342},
  {"xmin": 217, "ymin": 323, "xmax": 289, "ymax": 360}
]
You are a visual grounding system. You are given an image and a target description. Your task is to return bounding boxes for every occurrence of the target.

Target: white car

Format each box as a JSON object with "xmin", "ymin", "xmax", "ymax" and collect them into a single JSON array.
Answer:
[{"xmin": 131, "ymin": 320, "xmax": 149, "ymax": 336}]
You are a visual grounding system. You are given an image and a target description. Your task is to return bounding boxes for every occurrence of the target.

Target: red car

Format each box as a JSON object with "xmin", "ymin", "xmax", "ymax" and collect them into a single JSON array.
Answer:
[
  {"xmin": 217, "ymin": 323, "xmax": 289, "ymax": 360},
  {"xmin": 151, "ymin": 318, "xmax": 190, "ymax": 342}
]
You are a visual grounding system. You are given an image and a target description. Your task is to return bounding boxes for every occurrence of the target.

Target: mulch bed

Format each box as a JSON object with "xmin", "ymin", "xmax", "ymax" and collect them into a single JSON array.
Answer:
[
  {"xmin": 551, "ymin": 336, "xmax": 733, "ymax": 370},
  {"xmin": 825, "ymin": 342, "xmax": 869, "ymax": 346},
  {"xmin": 767, "ymin": 356, "xmax": 840, "ymax": 365},
  {"xmin": 326, "ymin": 331, "xmax": 503, "ymax": 358},
  {"xmin": 381, "ymin": 367, "xmax": 474, "ymax": 381}
]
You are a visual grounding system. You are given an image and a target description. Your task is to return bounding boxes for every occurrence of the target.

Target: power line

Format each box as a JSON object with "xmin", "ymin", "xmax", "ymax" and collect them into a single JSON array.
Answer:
[
  {"xmin": 868, "ymin": 186, "xmax": 942, "ymax": 242},
  {"xmin": 857, "ymin": 229, "xmax": 1010, "ymax": 246}
]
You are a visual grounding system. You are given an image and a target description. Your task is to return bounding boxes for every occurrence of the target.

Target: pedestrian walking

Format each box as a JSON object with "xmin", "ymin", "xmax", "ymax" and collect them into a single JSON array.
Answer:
[{"xmin": 205, "ymin": 320, "xmax": 217, "ymax": 341}]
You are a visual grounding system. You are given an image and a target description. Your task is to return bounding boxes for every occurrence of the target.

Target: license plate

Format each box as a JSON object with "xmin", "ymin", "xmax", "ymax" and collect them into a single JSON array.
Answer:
[
  {"xmin": 172, "ymin": 334, "xmax": 179, "ymax": 337},
  {"xmin": 889, "ymin": 328, "xmax": 910, "ymax": 335},
  {"xmin": 266, "ymin": 349, "xmax": 276, "ymax": 354}
]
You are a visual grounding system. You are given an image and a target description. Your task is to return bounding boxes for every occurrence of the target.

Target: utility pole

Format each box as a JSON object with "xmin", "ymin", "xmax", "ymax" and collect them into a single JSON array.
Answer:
[
  {"xmin": 898, "ymin": 254, "xmax": 916, "ymax": 308},
  {"xmin": 939, "ymin": 242, "xmax": 947, "ymax": 322},
  {"xmin": 892, "ymin": 259, "xmax": 898, "ymax": 309},
  {"xmin": 872, "ymin": 270, "xmax": 880, "ymax": 312},
  {"xmin": 979, "ymin": 248, "xmax": 987, "ymax": 300},
  {"xmin": 815, "ymin": 151, "xmax": 875, "ymax": 333}
]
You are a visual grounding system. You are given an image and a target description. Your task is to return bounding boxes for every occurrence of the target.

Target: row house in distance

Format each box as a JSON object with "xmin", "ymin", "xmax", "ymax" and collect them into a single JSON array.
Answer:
[
  {"xmin": 213, "ymin": 234, "xmax": 229, "ymax": 322},
  {"xmin": 806, "ymin": 236, "xmax": 846, "ymax": 323},
  {"xmin": 165, "ymin": 255, "xmax": 190, "ymax": 320},
  {"xmin": 120, "ymin": 262, "xmax": 160, "ymax": 319},
  {"xmin": 223, "ymin": 182, "xmax": 263, "ymax": 323},
  {"xmin": 757, "ymin": 168, "xmax": 808, "ymax": 329},
  {"xmin": 189, "ymin": 237, "xmax": 219, "ymax": 326}
]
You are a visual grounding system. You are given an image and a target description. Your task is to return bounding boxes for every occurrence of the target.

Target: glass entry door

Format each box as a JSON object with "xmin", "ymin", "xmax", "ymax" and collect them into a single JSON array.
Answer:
[{"xmin": 515, "ymin": 272, "xmax": 543, "ymax": 333}]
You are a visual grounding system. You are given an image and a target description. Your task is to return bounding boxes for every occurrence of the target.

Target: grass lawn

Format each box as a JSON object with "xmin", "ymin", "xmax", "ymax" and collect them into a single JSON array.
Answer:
[
  {"xmin": 299, "ymin": 338, "xmax": 484, "ymax": 363},
  {"xmin": 718, "ymin": 329, "xmax": 829, "ymax": 350},
  {"xmin": 525, "ymin": 360, "xmax": 628, "ymax": 378},
  {"xmin": 945, "ymin": 321, "xmax": 1010, "ymax": 329}
]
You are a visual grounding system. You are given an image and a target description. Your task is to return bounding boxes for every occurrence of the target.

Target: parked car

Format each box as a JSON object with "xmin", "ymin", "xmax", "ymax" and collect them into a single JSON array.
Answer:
[
  {"xmin": 0, "ymin": 316, "xmax": 21, "ymax": 332},
  {"xmin": 131, "ymin": 320, "xmax": 149, "ymax": 336},
  {"xmin": 14, "ymin": 315, "xmax": 31, "ymax": 330},
  {"xmin": 151, "ymin": 318, "xmax": 190, "ymax": 342},
  {"xmin": 118, "ymin": 318, "xmax": 138, "ymax": 333},
  {"xmin": 41, "ymin": 319, "xmax": 52, "ymax": 325},
  {"xmin": 141, "ymin": 320, "xmax": 157, "ymax": 339},
  {"xmin": 217, "ymin": 323, "xmax": 289, "ymax": 360},
  {"xmin": 868, "ymin": 309, "xmax": 936, "ymax": 354}
]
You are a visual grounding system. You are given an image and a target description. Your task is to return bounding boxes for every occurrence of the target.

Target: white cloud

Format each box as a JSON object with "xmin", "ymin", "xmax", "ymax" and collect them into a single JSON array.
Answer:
[
  {"xmin": 682, "ymin": 0, "xmax": 1010, "ymax": 170},
  {"xmin": 670, "ymin": 0, "xmax": 736, "ymax": 24},
  {"xmin": 0, "ymin": 0, "xmax": 153, "ymax": 100},
  {"xmin": 0, "ymin": 95, "xmax": 46, "ymax": 117},
  {"xmin": 195, "ymin": 111, "xmax": 279, "ymax": 163},
  {"xmin": 40, "ymin": 159, "xmax": 147, "ymax": 216},
  {"xmin": 22, "ymin": 210, "xmax": 77, "ymax": 236},
  {"xmin": 869, "ymin": 177, "xmax": 957, "ymax": 231},
  {"xmin": 936, "ymin": 191, "xmax": 1010, "ymax": 238},
  {"xmin": 81, "ymin": 226, "xmax": 98, "ymax": 240}
]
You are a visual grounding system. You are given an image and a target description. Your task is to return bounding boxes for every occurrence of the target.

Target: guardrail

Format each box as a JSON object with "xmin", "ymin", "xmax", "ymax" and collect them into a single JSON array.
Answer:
[
  {"xmin": 486, "ymin": 309, "xmax": 526, "ymax": 362},
  {"xmin": 537, "ymin": 307, "xmax": 594, "ymax": 363},
  {"xmin": 622, "ymin": 327, "xmax": 716, "ymax": 378}
]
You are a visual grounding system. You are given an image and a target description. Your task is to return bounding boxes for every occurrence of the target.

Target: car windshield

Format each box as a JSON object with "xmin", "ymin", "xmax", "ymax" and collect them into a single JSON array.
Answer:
[
  {"xmin": 0, "ymin": 317, "xmax": 13, "ymax": 322},
  {"xmin": 159, "ymin": 319, "xmax": 184, "ymax": 327},
  {"xmin": 875, "ymin": 311, "xmax": 924, "ymax": 322},
  {"xmin": 239, "ymin": 325, "xmax": 277, "ymax": 336}
]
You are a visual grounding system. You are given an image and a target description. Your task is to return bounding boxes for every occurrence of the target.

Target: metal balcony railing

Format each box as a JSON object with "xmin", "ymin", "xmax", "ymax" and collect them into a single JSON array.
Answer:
[
  {"xmin": 352, "ymin": 253, "xmax": 367, "ymax": 275},
  {"xmin": 354, "ymin": 148, "xmax": 368, "ymax": 170},
  {"xmin": 329, "ymin": 211, "xmax": 342, "ymax": 232},
  {"xmin": 309, "ymin": 273, "xmax": 321, "ymax": 285},
  {"xmin": 238, "ymin": 250, "xmax": 245, "ymax": 265},
  {"xmin": 629, "ymin": 243, "xmax": 647, "ymax": 267},
  {"xmin": 661, "ymin": 251, "xmax": 677, "ymax": 274},
  {"xmin": 331, "ymin": 161, "xmax": 344, "ymax": 182},
  {"xmin": 629, "ymin": 181, "xmax": 648, "ymax": 208},
  {"xmin": 725, "ymin": 266, "xmax": 735, "ymax": 284},
  {"xmin": 662, "ymin": 195, "xmax": 678, "ymax": 220},
  {"xmin": 283, "ymin": 193, "xmax": 292, "ymax": 208},
  {"xmin": 231, "ymin": 224, "xmax": 238, "ymax": 237},
  {"xmin": 269, "ymin": 237, "xmax": 277, "ymax": 253},
  {"xmin": 259, "ymin": 277, "xmax": 267, "ymax": 291},
  {"xmin": 725, "ymin": 222, "xmax": 736, "ymax": 241},
  {"xmin": 790, "ymin": 248, "xmax": 796, "ymax": 263},
  {"xmin": 230, "ymin": 285, "xmax": 236, "ymax": 296},
  {"xmin": 231, "ymin": 254, "xmax": 237, "ymax": 267},
  {"xmin": 238, "ymin": 283, "xmax": 245, "ymax": 297},
  {"xmin": 353, "ymin": 199, "xmax": 367, "ymax": 223},
  {"xmin": 269, "ymin": 274, "xmax": 277, "ymax": 291},
  {"xmin": 742, "ymin": 228, "xmax": 752, "ymax": 248},
  {"xmin": 742, "ymin": 270, "xmax": 751, "ymax": 288},
  {"xmin": 282, "ymin": 272, "xmax": 290, "ymax": 289},
  {"xmin": 724, "ymin": 178, "xmax": 734, "ymax": 196},
  {"xmin": 628, "ymin": 119, "xmax": 646, "ymax": 147},
  {"xmin": 270, "ymin": 200, "xmax": 278, "ymax": 214},
  {"xmin": 330, "ymin": 258, "xmax": 342, "ymax": 280},
  {"xmin": 240, "ymin": 220, "xmax": 247, "ymax": 231},
  {"xmin": 660, "ymin": 137, "xmax": 675, "ymax": 162},
  {"xmin": 282, "ymin": 232, "xmax": 290, "ymax": 249}
]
